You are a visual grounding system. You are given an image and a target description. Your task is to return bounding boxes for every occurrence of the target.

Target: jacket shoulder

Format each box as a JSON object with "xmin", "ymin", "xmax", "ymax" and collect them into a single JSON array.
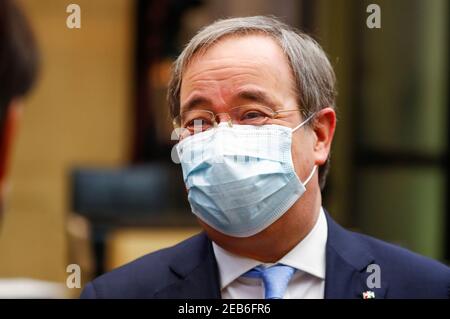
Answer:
[
  {"xmin": 80, "ymin": 232, "xmax": 207, "ymax": 299},
  {"xmin": 350, "ymin": 230, "xmax": 450, "ymax": 298}
]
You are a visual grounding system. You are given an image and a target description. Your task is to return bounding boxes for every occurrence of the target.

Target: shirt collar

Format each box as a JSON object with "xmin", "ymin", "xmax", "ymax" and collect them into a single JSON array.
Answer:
[{"xmin": 212, "ymin": 207, "xmax": 328, "ymax": 289}]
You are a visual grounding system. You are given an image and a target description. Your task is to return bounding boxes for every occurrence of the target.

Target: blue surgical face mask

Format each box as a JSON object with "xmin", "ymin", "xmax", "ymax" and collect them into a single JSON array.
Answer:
[{"xmin": 176, "ymin": 114, "xmax": 317, "ymax": 237}]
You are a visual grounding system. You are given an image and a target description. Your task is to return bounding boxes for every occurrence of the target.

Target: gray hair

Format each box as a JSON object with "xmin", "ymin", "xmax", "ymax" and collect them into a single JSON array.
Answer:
[{"xmin": 167, "ymin": 16, "xmax": 337, "ymax": 189}]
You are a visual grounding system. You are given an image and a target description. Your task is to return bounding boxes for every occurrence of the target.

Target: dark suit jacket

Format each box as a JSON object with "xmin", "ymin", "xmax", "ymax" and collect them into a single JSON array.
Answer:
[{"xmin": 80, "ymin": 212, "xmax": 450, "ymax": 299}]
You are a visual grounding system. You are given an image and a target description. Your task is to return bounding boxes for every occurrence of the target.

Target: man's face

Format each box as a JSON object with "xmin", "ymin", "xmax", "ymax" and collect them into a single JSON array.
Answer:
[
  {"xmin": 0, "ymin": 100, "xmax": 22, "ymax": 220},
  {"xmin": 180, "ymin": 34, "xmax": 316, "ymax": 188}
]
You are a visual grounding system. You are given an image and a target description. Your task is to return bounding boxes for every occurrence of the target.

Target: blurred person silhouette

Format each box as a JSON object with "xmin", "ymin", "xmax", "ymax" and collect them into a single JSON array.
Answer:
[
  {"xmin": 0, "ymin": 0, "xmax": 39, "ymax": 221},
  {"xmin": 0, "ymin": 0, "xmax": 67, "ymax": 298},
  {"xmin": 82, "ymin": 16, "xmax": 450, "ymax": 299}
]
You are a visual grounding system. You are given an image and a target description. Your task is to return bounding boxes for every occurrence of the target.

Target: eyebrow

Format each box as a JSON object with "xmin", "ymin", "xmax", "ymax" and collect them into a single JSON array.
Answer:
[
  {"xmin": 180, "ymin": 96, "xmax": 213, "ymax": 114},
  {"xmin": 180, "ymin": 88, "xmax": 278, "ymax": 114},
  {"xmin": 236, "ymin": 89, "xmax": 278, "ymax": 110}
]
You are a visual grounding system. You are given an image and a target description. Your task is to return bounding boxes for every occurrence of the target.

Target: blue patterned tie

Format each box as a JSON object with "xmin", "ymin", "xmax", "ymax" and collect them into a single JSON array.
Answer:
[{"xmin": 243, "ymin": 264, "xmax": 296, "ymax": 299}]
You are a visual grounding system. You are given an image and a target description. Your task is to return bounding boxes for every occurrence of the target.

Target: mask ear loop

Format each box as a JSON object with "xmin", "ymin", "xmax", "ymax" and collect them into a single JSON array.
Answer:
[
  {"xmin": 302, "ymin": 165, "xmax": 317, "ymax": 186},
  {"xmin": 291, "ymin": 113, "xmax": 318, "ymax": 186},
  {"xmin": 292, "ymin": 112, "xmax": 316, "ymax": 133}
]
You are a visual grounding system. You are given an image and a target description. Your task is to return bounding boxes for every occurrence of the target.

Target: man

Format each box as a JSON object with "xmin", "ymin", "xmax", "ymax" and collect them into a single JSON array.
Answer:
[
  {"xmin": 0, "ymin": 1, "xmax": 73, "ymax": 298},
  {"xmin": 0, "ymin": 0, "xmax": 39, "ymax": 222},
  {"xmin": 81, "ymin": 16, "xmax": 449, "ymax": 299}
]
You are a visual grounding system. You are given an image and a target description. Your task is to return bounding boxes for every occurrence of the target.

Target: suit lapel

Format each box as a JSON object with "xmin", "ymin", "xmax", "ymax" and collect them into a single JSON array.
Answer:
[
  {"xmin": 154, "ymin": 212, "xmax": 389, "ymax": 299},
  {"xmin": 324, "ymin": 212, "xmax": 388, "ymax": 299},
  {"xmin": 154, "ymin": 232, "xmax": 221, "ymax": 299}
]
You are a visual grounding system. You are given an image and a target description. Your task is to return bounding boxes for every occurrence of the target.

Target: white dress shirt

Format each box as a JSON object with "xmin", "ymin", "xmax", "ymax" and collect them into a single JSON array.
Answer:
[{"xmin": 212, "ymin": 207, "xmax": 328, "ymax": 299}]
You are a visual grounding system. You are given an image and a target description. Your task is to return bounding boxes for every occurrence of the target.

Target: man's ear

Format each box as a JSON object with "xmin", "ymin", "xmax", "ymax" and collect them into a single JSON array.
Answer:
[{"xmin": 312, "ymin": 107, "xmax": 336, "ymax": 166}]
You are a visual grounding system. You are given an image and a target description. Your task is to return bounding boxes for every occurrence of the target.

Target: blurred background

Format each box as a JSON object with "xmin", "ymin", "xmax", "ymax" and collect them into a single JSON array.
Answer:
[{"xmin": 0, "ymin": 0, "xmax": 448, "ymax": 297}]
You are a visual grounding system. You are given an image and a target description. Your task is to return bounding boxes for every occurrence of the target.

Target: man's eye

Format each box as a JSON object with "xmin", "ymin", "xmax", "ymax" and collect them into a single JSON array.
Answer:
[
  {"xmin": 185, "ymin": 118, "xmax": 212, "ymax": 130},
  {"xmin": 241, "ymin": 111, "xmax": 266, "ymax": 121}
]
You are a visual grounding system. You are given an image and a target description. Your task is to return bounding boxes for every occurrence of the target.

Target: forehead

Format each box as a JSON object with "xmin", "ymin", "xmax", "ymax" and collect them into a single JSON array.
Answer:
[
  {"xmin": 181, "ymin": 34, "xmax": 295, "ymax": 96},
  {"xmin": 187, "ymin": 33, "xmax": 289, "ymax": 68}
]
